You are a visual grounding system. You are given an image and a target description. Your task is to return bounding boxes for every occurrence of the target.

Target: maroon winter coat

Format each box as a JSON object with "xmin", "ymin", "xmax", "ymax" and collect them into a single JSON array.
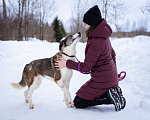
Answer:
[{"xmin": 66, "ymin": 19, "xmax": 118, "ymax": 101}]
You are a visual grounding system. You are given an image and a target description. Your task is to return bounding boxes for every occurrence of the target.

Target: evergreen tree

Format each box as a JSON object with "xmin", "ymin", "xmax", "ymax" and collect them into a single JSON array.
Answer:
[
  {"xmin": 60, "ymin": 22, "xmax": 66, "ymax": 39},
  {"xmin": 52, "ymin": 17, "xmax": 66, "ymax": 42}
]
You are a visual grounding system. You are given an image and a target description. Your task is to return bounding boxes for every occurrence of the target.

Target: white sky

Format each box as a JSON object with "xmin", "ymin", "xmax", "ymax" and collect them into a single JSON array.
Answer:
[{"xmin": 54, "ymin": 0, "xmax": 150, "ymax": 32}]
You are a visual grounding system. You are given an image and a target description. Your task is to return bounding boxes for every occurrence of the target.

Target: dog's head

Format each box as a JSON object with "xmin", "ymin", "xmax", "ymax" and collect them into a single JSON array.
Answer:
[{"xmin": 59, "ymin": 32, "xmax": 81, "ymax": 51}]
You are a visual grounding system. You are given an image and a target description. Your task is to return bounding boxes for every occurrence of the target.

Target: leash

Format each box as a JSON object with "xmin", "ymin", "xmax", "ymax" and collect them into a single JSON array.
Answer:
[{"xmin": 118, "ymin": 71, "xmax": 126, "ymax": 81}]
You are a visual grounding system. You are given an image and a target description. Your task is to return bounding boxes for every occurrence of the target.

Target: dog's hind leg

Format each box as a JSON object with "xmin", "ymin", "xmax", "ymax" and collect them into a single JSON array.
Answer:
[
  {"xmin": 56, "ymin": 80, "xmax": 74, "ymax": 108},
  {"xmin": 28, "ymin": 85, "xmax": 35, "ymax": 109},
  {"xmin": 28, "ymin": 76, "xmax": 42, "ymax": 109},
  {"xmin": 24, "ymin": 89, "xmax": 29, "ymax": 103}
]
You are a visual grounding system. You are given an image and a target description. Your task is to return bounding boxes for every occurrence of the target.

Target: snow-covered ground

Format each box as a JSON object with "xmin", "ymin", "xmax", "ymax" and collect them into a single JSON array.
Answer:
[{"xmin": 0, "ymin": 36, "xmax": 150, "ymax": 120}]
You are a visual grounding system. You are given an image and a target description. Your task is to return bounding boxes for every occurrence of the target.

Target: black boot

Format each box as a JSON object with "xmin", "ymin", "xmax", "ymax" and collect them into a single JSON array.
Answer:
[
  {"xmin": 74, "ymin": 95, "xmax": 111, "ymax": 108},
  {"xmin": 107, "ymin": 88, "xmax": 121, "ymax": 111},
  {"xmin": 116, "ymin": 86, "xmax": 126, "ymax": 109}
]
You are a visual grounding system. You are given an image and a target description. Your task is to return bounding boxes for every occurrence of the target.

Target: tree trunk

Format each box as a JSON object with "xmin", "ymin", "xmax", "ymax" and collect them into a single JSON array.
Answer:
[
  {"xmin": 3, "ymin": 0, "xmax": 7, "ymax": 21},
  {"xmin": 17, "ymin": 0, "xmax": 26, "ymax": 41},
  {"xmin": 2, "ymin": 0, "xmax": 8, "ymax": 40},
  {"xmin": 104, "ymin": 0, "xmax": 108, "ymax": 20}
]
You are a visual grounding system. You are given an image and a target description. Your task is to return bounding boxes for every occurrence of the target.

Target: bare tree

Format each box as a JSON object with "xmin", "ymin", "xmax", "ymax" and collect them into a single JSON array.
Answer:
[
  {"xmin": 17, "ymin": 0, "xmax": 26, "ymax": 41},
  {"xmin": 123, "ymin": 19, "xmax": 130, "ymax": 37},
  {"xmin": 1, "ymin": 0, "xmax": 8, "ymax": 40},
  {"xmin": 137, "ymin": 18, "xmax": 148, "ymax": 34},
  {"xmin": 0, "ymin": 1, "xmax": 2, "ymax": 19},
  {"xmin": 2, "ymin": 0, "xmax": 7, "ymax": 21},
  {"xmin": 124, "ymin": 19, "xmax": 130, "ymax": 32},
  {"xmin": 37, "ymin": 0, "xmax": 55, "ymax": 40},
  {"xmin": 24, "ymin": 0, "xmax": 31, "ymax": 41},
  {"xmin": 111, "ymin": 2, "xmax": 127, "ymax": 37},
  {"xmin": 70, "ymin": 0, "xmax": 89, "ymax": 42},
  {"xmin": 0, "ymin": 0, "xmax": 56, "ymax": 41},
  {"xmin": 15, "ymin": 0, "xmax": 55, "ymax": 41},
  {"xmin": 87, "ymin": 0, "xmax": 126, "ymax": 38},
  {"xmin": 70, "ymin": 0, "xmax": 84, "ymax": 33},
  {"xmin": 70, "ymin": 0, "xmax": 127, "ymax": 39},
  {"xmin": 100, "ymin": 0, "xmax": 114, "ymax": 20},
  {"xmin": 141, "ymin": 0, "xmax": 150, "ymax": 15},
  {"xmin": 132, "ymin": 21, "xmax": 136, "ymax": 32},
  {"xmin": 17, "ymin": 0, "xmax": 38, "ymax": 41}
]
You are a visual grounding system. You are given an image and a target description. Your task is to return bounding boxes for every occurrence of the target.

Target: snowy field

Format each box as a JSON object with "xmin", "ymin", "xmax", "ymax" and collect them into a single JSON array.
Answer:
[{"xmin": 0, "ymin": 36, "xmax": 150, "ymax": 120}]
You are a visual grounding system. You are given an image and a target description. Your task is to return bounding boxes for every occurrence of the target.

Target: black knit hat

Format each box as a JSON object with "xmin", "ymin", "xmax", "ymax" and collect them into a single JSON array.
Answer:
[{"xmin": 83, "ymin": 5, "xmax": 102, "ymax": 27}]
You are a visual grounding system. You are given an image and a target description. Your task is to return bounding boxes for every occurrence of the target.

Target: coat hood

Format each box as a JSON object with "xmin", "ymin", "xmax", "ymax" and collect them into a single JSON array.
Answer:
[{"xmin": 88, "ymin": 19, "xmax": 112, "ymax": 39}]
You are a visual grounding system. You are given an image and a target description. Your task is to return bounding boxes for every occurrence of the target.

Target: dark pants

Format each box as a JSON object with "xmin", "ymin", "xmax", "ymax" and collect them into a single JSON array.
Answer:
[{"xmin": 73, "ymin": 92, "xmax": 112, "ymax": 108}]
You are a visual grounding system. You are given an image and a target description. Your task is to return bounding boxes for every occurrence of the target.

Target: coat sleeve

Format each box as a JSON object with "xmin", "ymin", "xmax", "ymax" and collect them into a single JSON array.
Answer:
[{"xmin": 66, "ymin": 40, "xmax": 102, "ymax": 73}]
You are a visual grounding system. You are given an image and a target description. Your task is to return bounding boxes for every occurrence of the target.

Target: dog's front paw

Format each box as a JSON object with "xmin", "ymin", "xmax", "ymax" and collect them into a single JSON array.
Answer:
[
  {"xmin": 25, "ymin": 100, "xmax": 29, "ymax": 103},
  {"xmin": 29, "ymin": 104, "xmax": 34, "ymax": 109},
  {"xmin": 67, "ymin": 101, "xmax": 74, "ymax": 108}
]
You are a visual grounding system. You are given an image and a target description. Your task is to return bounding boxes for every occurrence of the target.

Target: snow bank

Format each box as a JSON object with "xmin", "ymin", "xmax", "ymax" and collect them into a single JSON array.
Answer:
[{"xmin": 0, "ymin": 36, "xmax": 150, "ymax": 120}]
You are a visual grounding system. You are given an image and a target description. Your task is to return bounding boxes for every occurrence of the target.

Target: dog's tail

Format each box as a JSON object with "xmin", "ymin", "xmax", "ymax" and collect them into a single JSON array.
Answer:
[{"xmin": 10, "ymin": 76, "xmax": 26, "ymax": 89}]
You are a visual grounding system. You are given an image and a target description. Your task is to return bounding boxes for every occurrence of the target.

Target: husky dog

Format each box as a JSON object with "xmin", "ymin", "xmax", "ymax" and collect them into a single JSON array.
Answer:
[{"xmin": 10, "ymin": 32, "xmax": 81, "ymax": 109}]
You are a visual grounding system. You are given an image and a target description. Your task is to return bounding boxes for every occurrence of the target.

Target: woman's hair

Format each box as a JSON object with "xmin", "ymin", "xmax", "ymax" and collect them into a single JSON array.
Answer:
[{"xmin": 85, "ymin": 26, "xmax": 95, "ymax": 37}]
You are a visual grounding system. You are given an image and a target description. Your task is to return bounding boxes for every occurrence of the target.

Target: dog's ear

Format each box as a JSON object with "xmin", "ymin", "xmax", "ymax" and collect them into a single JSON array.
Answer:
[{"xmin": 59, "ymin": 41, "xmax": 63, "ymax": 51}]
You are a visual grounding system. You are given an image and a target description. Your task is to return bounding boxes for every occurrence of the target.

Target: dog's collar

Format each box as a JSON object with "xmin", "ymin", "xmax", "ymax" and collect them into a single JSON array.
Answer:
[
  {"xmin": 61, "ymin": 52, "xmax": 79, "ymax": 62},
  {"xmin": 61, "ymin": 52, "xmax": 75, "ymax": 57}
]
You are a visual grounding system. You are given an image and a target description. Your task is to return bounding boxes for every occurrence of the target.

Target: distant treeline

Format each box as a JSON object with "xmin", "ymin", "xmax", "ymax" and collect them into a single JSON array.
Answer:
[
  {"xmin": 0, "ymin": 0, "xmax": 66, "ymax": 42},
  {"xmin": 0, "ymin": 12, "xmax": 149, "ymax": 42},
  {"xmin": 0, "ymin": 0, "xmax": 149, "ymax": 42},
  {"xmin": 0, "ymin": 13, "xmax": 66, "ymax": 42},
  {"xmin": 111, "ymin": 31, "xmax": 150, "ymax": 38}
]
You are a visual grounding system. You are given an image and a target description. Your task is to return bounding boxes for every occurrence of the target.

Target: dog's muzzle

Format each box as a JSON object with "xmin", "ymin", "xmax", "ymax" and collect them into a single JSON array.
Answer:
[{"xmin": 73, "ymin": 32, "xmax": 81, "ymax": 41}]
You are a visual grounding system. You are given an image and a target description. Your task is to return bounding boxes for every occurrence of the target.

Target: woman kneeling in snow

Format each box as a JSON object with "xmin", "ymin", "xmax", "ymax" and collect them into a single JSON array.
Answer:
[{"xmin": 55, "ymin": 5, "xmax": 126, "ymax": 111}]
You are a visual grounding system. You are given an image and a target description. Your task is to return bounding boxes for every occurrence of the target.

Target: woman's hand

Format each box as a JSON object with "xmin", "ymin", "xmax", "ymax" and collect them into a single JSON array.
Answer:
[{"xmin": 55, "ymin": 57, "xmax": 67, "ymax": 70}]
